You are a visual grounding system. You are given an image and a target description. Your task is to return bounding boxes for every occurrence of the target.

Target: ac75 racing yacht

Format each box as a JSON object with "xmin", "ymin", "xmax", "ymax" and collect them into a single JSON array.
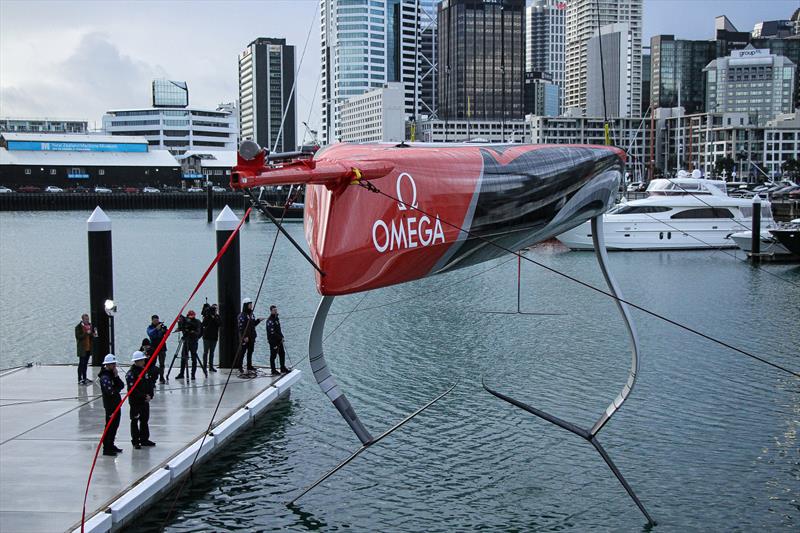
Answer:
[{"xmin": 557, "ymin": 172, "xmax": 774, "ymax": 251}]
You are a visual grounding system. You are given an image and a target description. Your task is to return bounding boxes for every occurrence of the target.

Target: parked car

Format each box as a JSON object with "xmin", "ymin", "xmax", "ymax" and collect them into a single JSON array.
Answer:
[
  {"xmin": 18, "ymin": 186, "xmax": 41, "ymax": 193},
  {"xmin": 71, "ymin": 186, "xmax": 89, "ymax": 194},
  {"xmin": 212, "ymin": 186, "xmax": 226, "ymax": 193},
  {"xmin": 626, "ymin": 182, "xmax": 644, "ymax": 192},
  {"xmin": 123, "ymin": 187, "xmax": 139, "ymax": 194},
  {"xmin": 0, "ymin": 186, "xmax": 13, "ymax": 193},
  {"xmin": 142, "ymin": 187, "xmax": 161, "ymax": 193},
  {"xmin": 45, "ymin": 186, "xmax": 64, "ymax": 193},
  {"xmin": 187, "ymin": 187, "xmax": 204, "ymax": 193},
  {"xmin": 94, "ymin": 186, "xmax": 112, "ymax": 194}
]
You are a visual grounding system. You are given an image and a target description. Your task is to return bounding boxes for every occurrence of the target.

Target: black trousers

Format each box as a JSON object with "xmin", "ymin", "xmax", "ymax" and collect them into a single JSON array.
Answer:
[
  {"xmin": 269, "ymin": 342, "xmax": 286, "ymax": 371},
  {"xmin": 240, "ymin": 340, "xmax": 255, "ymax": 370},
  {"xmin": 103, "ymin": 408, "xmax": 120, "ymax": 451},
  {"xmin": 180, "ymin": 340, "xmax": 199, "ymax": 376},
  {"xmin": 130, "ymin": 401, "xmax": 150, "ymax": 444},
  {"xmin": 203, "ymin": 338, "xmax": 217, "ymax": 369},
  {"xmin": 77, "ymin": 351, "xmax": 90, "ymax": 381}
]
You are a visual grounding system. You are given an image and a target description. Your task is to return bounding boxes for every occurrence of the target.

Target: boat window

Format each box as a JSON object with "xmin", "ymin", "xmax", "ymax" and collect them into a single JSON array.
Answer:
[
  {"xmin": 670, "ymin": 208, "xmax": 734, "ymax": 219},
  {"xmin": 614, "ymin": 206, "xmax": 672, "ymax": 214}
]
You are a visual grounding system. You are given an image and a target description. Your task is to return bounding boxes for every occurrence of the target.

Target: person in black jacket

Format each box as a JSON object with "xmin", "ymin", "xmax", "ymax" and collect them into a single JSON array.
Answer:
[
  {"xmin": 177, "ymin": 310, "xmax": 202, "ymax": 380},
  {"xmin": 266, "ymin": 305, "xmax": 289, "ymax": 375},
  {"xmin": 201, "ymin": 303, "xmax": 220, "ymax": 373},
  {"xmin": 139, "ymin": 338, "xmax": 161, "ymax": 386},
  {"xmin": 98, "ymin": 354, "xmax": 125, "ymax": 456},
  {"xmin": 237, "ymin": 298, "xmax": 262, "ymax": 373},
  {"xmin": 126, "ymin": 351, "xmax": 155, "ymax": 449}
]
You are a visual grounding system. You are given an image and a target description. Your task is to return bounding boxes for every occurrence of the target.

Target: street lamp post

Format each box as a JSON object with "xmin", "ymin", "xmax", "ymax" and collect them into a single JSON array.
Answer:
[{"xmin": 104, "ymin": 299, "xmax": 117, "ymax": 355}]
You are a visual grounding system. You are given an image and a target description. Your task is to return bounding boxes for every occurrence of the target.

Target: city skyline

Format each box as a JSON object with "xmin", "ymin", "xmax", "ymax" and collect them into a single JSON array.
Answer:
[{"xmin": 0, "ymin": 0, "xmax": 797, "ymax": 137}]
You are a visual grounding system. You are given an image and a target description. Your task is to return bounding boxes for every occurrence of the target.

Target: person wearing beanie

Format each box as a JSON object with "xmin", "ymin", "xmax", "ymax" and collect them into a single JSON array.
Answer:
[
  {"xmin": 237, "ymin": 298, "xmax": 262, "ymax": 374},
  {"xmin": 98, "ymin": 354, "xmax": 125, "ymax": 456},
  {"xmin": 126, "ymin": 351, "xmax": 155, "ymax": 449},
  {"xmin": 177, "ymin": 310, "xmax": 203, "ymax": 381}
]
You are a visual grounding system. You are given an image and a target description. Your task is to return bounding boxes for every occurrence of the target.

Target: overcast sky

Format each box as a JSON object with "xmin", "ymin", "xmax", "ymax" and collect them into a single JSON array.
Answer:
[{"xmin": 1, "ymin": 0, "xmax": 797, "ymax": 141}]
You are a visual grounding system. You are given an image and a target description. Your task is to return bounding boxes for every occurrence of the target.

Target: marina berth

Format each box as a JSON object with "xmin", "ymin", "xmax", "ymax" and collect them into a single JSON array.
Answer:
[{"xmin": 557, "ymin": 174, "xmax": 776, "ymax": 251}]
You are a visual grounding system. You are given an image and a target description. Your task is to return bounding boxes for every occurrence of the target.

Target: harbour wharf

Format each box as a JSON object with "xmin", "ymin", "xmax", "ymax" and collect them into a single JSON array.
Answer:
[{"xmin": 0, "ymin": 364, "xmax": 301, "ymax": 533}]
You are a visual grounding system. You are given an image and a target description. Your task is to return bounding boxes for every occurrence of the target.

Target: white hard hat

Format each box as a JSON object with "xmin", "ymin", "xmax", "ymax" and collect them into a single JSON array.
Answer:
[
  {"xmin": 103, "ymin": 354, "xmax": 118, "ymax": 365},
  {"xmin": 242, "ymin": 297, "xmax": 253, "ymax": 305},
  {"xmin": 131, "ymin": 351, "xmax": 147, "ymax": 363},
  {"xmin": 691, "ymin": 169, "xmax": 702, "ymax": 179}
]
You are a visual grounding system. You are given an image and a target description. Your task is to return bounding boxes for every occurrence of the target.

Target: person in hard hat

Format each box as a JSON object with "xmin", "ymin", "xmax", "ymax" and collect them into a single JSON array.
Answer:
[
  {"xmin": 98, "ymin": 354, "xmax": 125, "ymax": 456},
  {"xmin": 126, "ymin": 351, "xmax": 155, "ymax": 449},
  {"xmin": 237, "ymin": 298, "xmax": 263, "ymax": 373}
]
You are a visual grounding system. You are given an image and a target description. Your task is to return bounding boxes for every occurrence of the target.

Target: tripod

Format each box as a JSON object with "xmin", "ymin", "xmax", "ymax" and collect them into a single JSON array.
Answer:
[{"xmin": 166, "ymin": 338, "xmax": 207, "ymax": 381}]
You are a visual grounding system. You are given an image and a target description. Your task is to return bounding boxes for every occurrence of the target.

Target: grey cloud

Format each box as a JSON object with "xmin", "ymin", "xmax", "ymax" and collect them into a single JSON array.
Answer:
[{"xmin": 1, "ymin": 32, "xmax": 167, "ymax": 120}]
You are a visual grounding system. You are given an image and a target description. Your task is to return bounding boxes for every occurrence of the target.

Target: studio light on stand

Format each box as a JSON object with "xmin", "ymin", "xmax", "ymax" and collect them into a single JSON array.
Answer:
[{"xmin": 104, "ymin": 299, "xmax": 117, "ymax": 354}]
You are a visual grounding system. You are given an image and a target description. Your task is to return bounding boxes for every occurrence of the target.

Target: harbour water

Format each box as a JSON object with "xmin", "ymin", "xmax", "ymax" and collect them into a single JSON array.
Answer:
[{"xmin": 1, "ymin": 209, "xmax": 798, "ymax": 531}]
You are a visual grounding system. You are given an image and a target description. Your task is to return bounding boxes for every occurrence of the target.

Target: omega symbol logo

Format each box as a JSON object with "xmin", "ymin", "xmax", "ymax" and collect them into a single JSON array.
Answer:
[{"xmin": 396, "ymin": 172, "xmax": 418, "ymax": 211}]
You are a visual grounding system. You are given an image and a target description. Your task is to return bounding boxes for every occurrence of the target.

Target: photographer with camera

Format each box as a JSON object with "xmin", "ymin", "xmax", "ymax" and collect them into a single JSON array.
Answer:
[
  {"xmin": 177, "ymin": 310, "xmax": 203, "ymax": 380},
  {"xmin": 146, "ymin": 315, "xmax": 168, "ymax": 384},
  {"xmin": 201, "ymin": 303, "xmax": 220, "ymax": 373}
]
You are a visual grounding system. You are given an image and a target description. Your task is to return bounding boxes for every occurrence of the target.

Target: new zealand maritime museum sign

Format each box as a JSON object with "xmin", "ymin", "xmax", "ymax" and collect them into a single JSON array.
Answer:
[{"xmin": 7, "ymin": 141, "xmax": 148, "ymax": 153}]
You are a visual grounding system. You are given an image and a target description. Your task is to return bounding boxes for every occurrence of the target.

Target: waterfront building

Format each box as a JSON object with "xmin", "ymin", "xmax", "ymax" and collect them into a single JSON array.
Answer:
[
  {"xmin": 152, "ymin": 79, "xmax": 189, "ymax": 107},
  {"xmin": 102, "ymin": 81, "xmax": 237, "ymax": 156},
  {"xmin": 586, "ymin": 23, "xmax": 636, "ymax": 118},
  {"xmin": 649, "ymin": 35, "xmax": 717, "ymax": 114},
  {"xmin": 0, "ymin": 118, "xmax": 88, "ymax": 134},
  {"xmin": 527, "ymin": 114, "xmax": 652, "ymax": 181},
  {"xmin": 525, "ymin": 0, "xmax": 566, "ymax": 114},
  {"xmin": 0, "ymin": 132, "xmax": 179, "ymax": 187},
  {"xmin": 178, "ymin": 150, "xmax": 236, "ymax": 184},
  {"xmin": 417, "ymin": 119, "xmax": 528, "ymax": 143},
  {"xmin": 564, "ymin": 0, "xmax": 642, "ymax": 116},
  {"xmin": 704, "ymin": 47, "xmax": 796, "ymax": 126},
  {"xmin": 524, "ymin": 72, "xmax": 560, "ymax": 117},
  {"xmin": 437, "ymin": 0, "xmax": 525, "ymax": 122},
  {"xmin": 320, "ymin": 0, "xmax": 439, "ymax": 144},
  {"xmin": 238, "ymin": 37, "xmax": 296, "ymax": 153},
  {"xmin": 654, "ymin": 109, "xmax": 800, "ymax": 180},
  {"xmin": 339, "ymin": 82, "xmax": 405, "ymax": 143}
]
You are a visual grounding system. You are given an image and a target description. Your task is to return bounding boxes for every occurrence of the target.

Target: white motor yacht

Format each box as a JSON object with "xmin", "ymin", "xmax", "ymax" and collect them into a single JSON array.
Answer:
[{"xmin": 557, "ymin": 172, "xmax": 774, "ymax": 251}]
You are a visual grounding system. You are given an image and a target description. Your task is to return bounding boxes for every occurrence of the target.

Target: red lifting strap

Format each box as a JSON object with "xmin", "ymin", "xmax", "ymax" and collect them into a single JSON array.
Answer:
[{"xmin": 80, "ymin": 208, "xmax": 252, "ymax": 532}]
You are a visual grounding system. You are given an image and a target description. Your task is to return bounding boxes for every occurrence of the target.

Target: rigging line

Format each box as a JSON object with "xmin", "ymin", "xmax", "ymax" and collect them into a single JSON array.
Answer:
[
  {"xmin": 282, "ymin": 255, "xmax": 518, "ymax": 321},
  {"xmin": 242, "ymin": 188, "xmax": 324, "ymax": 275},
  {"xmin": 354, "ymin": 178, "xmax": 800, "ymax": 379},
  {"xmin": 0, "ymin": 378, "xmax": 270, "ymax": 408},
  {"xmin": 273, "ymin": 1, "xmax": 319, "ymax": 153},
  {"xmin": 80, "ymin": 208, "xmax": 252, "ymax": 533},
  {"xmin": 288, "ymin": 381, "xmax": 458, "ymax": 505},
  {"xmin": 1, "ymin": 397, "xmax": 97, "ymax": 446},
  {"xmin": 161, "ymin": 188, "xmax": 296, "ymax": 528},
  {"xmin": 633, "ymin": 209, "xmax": 800, "ymax": 289}
]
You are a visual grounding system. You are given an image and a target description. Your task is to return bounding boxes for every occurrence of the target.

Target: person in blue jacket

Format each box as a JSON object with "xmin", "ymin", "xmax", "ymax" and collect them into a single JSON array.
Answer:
[
  {"xmin": 98, "ymin": 354, "xmax": 125, "ymax": 456},
  {"xmin": 147, "ymin": 315, "xmax": 168, "ymax": 384}
]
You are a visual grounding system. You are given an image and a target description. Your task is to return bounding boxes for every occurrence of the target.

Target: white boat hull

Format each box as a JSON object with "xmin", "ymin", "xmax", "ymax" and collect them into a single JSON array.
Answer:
[
  {"xmin": 730, "ymin": 231, "xmax": 791, "ymax": 255},
  {"xmin": 557, "ymin": 218, "xmax": 747, "ymax": 250}
]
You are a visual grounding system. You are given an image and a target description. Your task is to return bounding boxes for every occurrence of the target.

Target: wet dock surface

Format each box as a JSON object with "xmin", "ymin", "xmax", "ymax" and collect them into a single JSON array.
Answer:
[{"xmin": 0, "ymin": 364, "xmax": 300, "ymax": 532}]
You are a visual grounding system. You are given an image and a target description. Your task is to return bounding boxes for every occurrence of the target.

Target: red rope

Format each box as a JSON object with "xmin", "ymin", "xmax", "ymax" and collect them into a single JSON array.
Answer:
[{"xmin": 80, "ymin": 208, "xmax": 252, "ymax": 531}]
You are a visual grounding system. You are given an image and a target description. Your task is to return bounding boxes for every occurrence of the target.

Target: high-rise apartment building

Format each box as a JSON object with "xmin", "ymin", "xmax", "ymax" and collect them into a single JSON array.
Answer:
[
  {"xmin": 525, "ymin": 0, "xmax": 566, "ymax": 113},
  {"xmin": 437, "ymin": 0, "xmax": 525, "ymax": 121},
  {"xmin": 320, "ymin": 0, "xmax": 438, "ymax": 144},
  {"xmin": 239, "ymin": 38, "xmax": 296, "ymax": 153},
  {"xmin": 586, "ymin": 23, "xmax": 635, "ymax": 118},
  {"xmin": 649, "ymin": 35, "xmax": 717, "ymax": 114},
  {"xmin": 704, "ymin": 47, "xmax": 796, "ymax": 126},
  {"xmin": 565, "ymin": 0, "xmax": 642, "ymax": 116}
]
